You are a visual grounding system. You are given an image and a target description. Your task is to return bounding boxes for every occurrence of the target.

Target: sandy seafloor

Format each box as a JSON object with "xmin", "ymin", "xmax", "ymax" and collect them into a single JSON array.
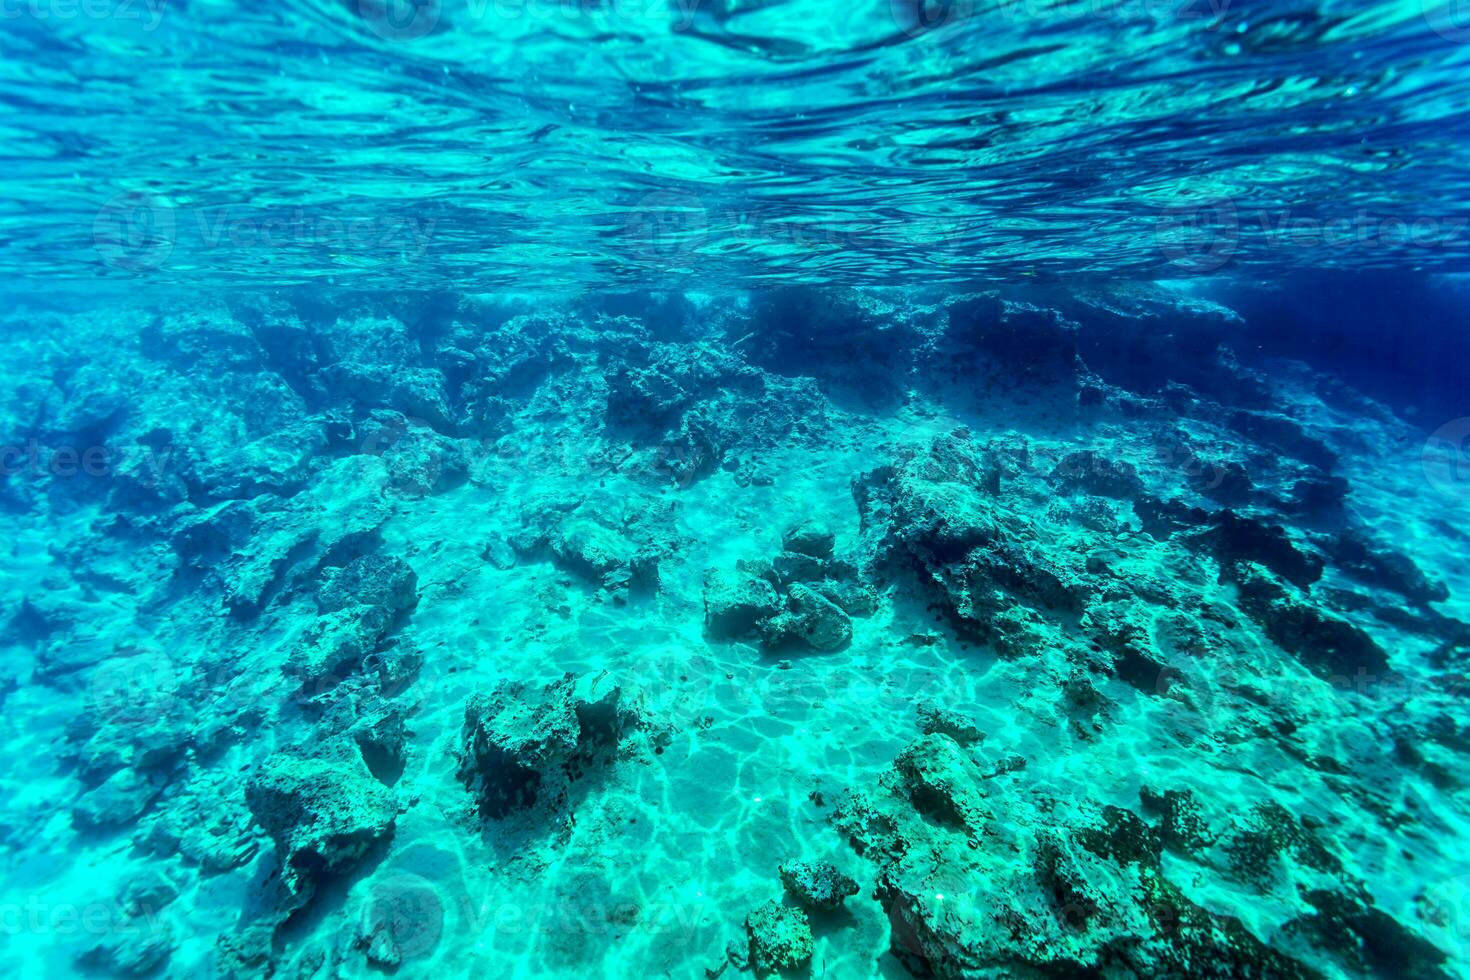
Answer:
[{"xmin": 1, "ymin": 286, "xmax": 1469, "ymax": 979}]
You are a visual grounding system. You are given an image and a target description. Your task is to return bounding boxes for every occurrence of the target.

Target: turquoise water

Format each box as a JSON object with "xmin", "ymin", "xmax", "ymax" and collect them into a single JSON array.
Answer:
[
  {"xmin": 7, "ymin": 1, "xmax": 1470, "ymax": 287},
  {"xmin": 4, "ymin": 3, "xmax": 1470, "ymax": 980}
]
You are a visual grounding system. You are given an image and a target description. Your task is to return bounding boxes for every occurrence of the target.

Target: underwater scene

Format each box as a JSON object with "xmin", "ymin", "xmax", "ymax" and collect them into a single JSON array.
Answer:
[{"xmin": 4, "ymin": 1, "xmax": 1470, "ymax": 978}]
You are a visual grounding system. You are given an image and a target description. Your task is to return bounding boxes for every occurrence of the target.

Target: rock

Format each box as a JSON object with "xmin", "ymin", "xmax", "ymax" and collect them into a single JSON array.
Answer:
[
  {"xmin": 1050, "ymin": 450, "xmax": 1146, "ymax": 499},
  {"xmin": 244, "ymin": 748, "xmax": 398, "ymax": 898},
  {"xmin": 78, "ymin": 920, "xmax": 176, "ymax": 978},
  {"xmin": 1190, "ymin": 458, "xmax": 1253, "ymax": 505},
  {"xmin": 289, "ymin": 554, "xmax": 419, "ymax": 688},
  {"xmin": 519, "ymin": 495, "xmax": 673, "ymax": 597},
  {"xmin": 1284, "ymin": 472, "xmax": 1350, "ymax": 515},
  {"xmin": 833, "ymin": 743, "xmax": 1332, "ymax": 979},
  {"xmin": 779, "ymin": 860, "xmax": 859, "ymax": 911},
  {"xmin": 916, "ymin": 703, "xmax": 985, "ymax": 745},
  {"xmin": 810, "ymin": 578, "xmax": 879, "ymax": 617},
  {"xmin": 1325, "ymin": 532, "xmax": 1448, "ymax": 606},
  {"xmin": 1083, "ymin": 601, "xmax": 1169, "ymax": 692},
  {"xmin": 770, "ymin": 549, "xmax": 829, "ymax": 586},
  {"xmin": 892, "ymin": 734, "xmax": 991, "ymax": 833},
  {"xmin": 1232, "ymin": 563, "xmax": 1389, "ymax": 675},
  {"xmin": 321, "ymin": 361, "xmax": 454, "ymax": 431},
  {"xmin": 358, "ymin": 411, "xmax": 468, "ymax": 497},
  {"xmin": 119, "ymin": 871, "xmax": 179, "ymax": 918},
  {"xmin": 703, "ymin": 569, "xmax": 781, "ymax": 639},
  {"xmin": 484, "ymin": 535, "xmax": 518, "ymax": 570},
  {"xmin": 744, "ymin": 900, "xmax": 813, "ymax": 976},
  {"xmin": 135, "ymin": 770, "xmax": 259, "ymax": 872},
  {"xmin": 1139, "ymin": 786, "xmax": 1213, "ymax": 852},
  {"xmin": 781, "ymin": 519, "xmax": 835, "ymax": 560},
  {"xmin": 457, "ymin": 673, "xmax": 650, "ymax": 819},
  {"xmin": 1197, "ymin": 511, "xmax": 1324, "ymax": 589},
  {"xmin": 73, "ymin": 769, "xmax": 163, "ymax": 831},
  {"xmin": 761, "ymin": 583, "xmax": 853, "ymax": 652},
  {"xmin": 1228, "ymin": 410, "xmax": 1337, "ymax": 470},
  {"xmin": 316, "ymin": 554, "xmax": 419, "ymax": 618}
]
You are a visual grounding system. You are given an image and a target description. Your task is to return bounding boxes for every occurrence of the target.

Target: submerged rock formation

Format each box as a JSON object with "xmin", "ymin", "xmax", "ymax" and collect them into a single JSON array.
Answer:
[
  {"xmin": 744, "ymin": 900, "xmax": 814, "ymax": 976},
  {"xmin": 832, "ymin": 735, "xmax": 1435, "ymax": 978},
  {"xmin": 2, "ymin": 287, "xmax": 1462, "ymax": 979},
  {"xmin": 456, "ymin": 673, "xmax": 660, "ymax": 820},
  {"xmin": 244, "ymin": 747, "xmax": 399, "ymax": 899},
  {"xmin": 703, "ymin": 518, "xmax": 874, "ymax": 653}
]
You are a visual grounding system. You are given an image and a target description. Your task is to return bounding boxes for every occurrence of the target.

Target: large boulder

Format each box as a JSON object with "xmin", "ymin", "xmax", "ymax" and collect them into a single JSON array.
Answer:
[
  {"xmin": 761, "ymin": 583, "xmax": 853, "ymax": 653},
  {"xmin": 835, "ymin": 740, "xmax": 1328, "ymax": 979},
  {"xmin": 1231, "ymin": 563, "xmax": 1389, "ymax": 675},
  {"xmin": 288, "ymin": 554, "xmax": 419, "ymax": 688},
  {"xmin": 781, "ymin": 519, "xmax": 835, "ymax": 561},
  {"xmin": 244, "ymin": 749, "xmax": 398, "ymax": 898},
  {"xmin": 456, "ymin": 673, "xmax": 654, "ymax": 820},
  {"xmin": 703, "ymin": 569, "xmax": 781, "ymax": 639},
  {"xmin": 779, "ymin": 860, "xmax": 859, "ymax": 911},
  {"xmin": 744, "ymin": 900, "xmax": 814, "ymax": 976}
]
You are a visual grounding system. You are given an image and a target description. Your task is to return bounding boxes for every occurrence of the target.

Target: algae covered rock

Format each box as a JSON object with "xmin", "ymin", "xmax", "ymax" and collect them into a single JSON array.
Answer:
[
  {"xmin": 289, "ymin": 553, "xmax": 419, "ymax": 687},
  {"xmin": 762, "ymin": 583, "xmax": 853, "ymax": 652},
  {"xmin": 316, "ymin": 554, "xmax": 419, "ymax": 616},
  {"xmin": 705, "ymin": 527, "xmax": 872, "ymax": 652},
  {"xmin": 891, "ymin": 733, "xmax": 992, "ymax": 834},
  {"xmin": 456, "ymin": 672, "xmax": 652, "ymax": 819},
  {"xmin": 703, "ymin": 568, "xmax": 781, "ymax": 639},
  {"xmin": 744, "ymin": 900, "xmax": 814, "ymax": 975},
  {"xmin": 781, "ymin": 518, "xmax": 835, "ymax": 560},
  {"xmin": 916, "ymin": 703, "xmax": 985, "ymax": 745},
  {"xmin": 779, "ymin": 860, "xmax": 859, "ymax": 911},
  {"xmin": 244, "ymin": 749, "xmax": 398, "ymax": 897},
  {"xmin": 834, "ymin": 740, "xmax": 1322, "ymax": 979},
  {"xmin": 1231, "ymin": 562, "xmax": 1388, "ymax": 674},
  {"xmin": 72, "ymin": 768, "xmax": 164, "ymax": 831},
  {"xmin": 517, "ymin": 493, "xmax": 674, "ymax": 598}
]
